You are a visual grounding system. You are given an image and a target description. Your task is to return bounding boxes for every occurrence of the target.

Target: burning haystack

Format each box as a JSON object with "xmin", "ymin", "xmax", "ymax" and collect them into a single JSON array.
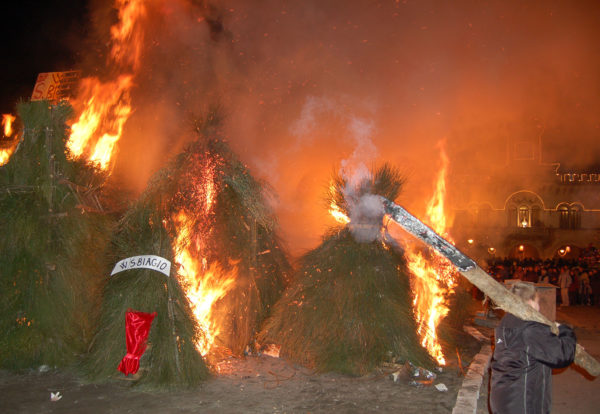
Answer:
[
  {"xmin": 85, "ymin": 111, "xmax": 289, "ymax": 388},
  {"xmin": 259, "ymin": 164, "xmax": 432, "ymax": 375},
  {"xmin": 180, "ymin": 116, "xmax": 291, "ymax": 357},
  {"xmin": 0, "ymin": 101, "xmax": 112, "ymax": 369},
  {"xmin": 84, "ymin": 192, "xmax": 210, "ymax": 389}
]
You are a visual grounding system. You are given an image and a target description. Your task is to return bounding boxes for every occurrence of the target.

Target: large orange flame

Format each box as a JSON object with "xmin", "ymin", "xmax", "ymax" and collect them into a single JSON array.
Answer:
[
  {"xmin": 110, "ymin": 0, "xmax": 147, "ymax": 71},
  {"xmin": 173, "ymin": 210, "xmax": 236, "ymax": 356},
  {"xmin": 170, "ymin": 157, "xmax": 237, "ymax": 356},
  {"xmin": 67, "ymin": 0, "xmax": 145, "ymax": 171},
  {"xmin": 406, "ymin": 141, "xmax": 457, "ymax": 365},
  {"xmin": 68, "ymin": 75, "xmax": 133, "ymax": 169}
]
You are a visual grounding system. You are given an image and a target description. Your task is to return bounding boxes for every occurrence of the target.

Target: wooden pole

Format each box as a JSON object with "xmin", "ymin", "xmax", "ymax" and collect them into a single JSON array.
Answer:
[
  {"xmin": 383, "ymin": 198, "xmax": 600, "ymax": 377},
  {"xmin": 460, "ymin": 265, "xmax": 599, "ymax": 377}
]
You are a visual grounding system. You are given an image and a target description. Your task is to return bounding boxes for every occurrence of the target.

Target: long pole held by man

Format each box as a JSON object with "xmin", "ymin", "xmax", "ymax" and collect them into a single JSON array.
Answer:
[{"xmin": 381, "ymin": 197, "xmax": 600, "ymax": 377}]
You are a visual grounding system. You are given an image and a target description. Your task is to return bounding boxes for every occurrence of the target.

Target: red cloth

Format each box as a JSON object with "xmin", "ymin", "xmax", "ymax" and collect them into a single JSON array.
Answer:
[{"xmin": 117, "ymin": 310, "xmax": 157, "ymax": 376}]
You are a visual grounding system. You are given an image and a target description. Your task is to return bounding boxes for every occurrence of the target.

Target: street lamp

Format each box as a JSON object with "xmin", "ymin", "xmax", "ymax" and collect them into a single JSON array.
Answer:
[{"xmin": 519, "ymin": 244, "xmax": 525, "ymax": 261}]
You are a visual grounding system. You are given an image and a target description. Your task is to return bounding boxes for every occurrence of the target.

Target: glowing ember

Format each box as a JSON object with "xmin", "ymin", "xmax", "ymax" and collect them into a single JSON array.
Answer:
[
  {"xmin": 2, "ymin": 114, "xmax": 16, "ymax": 137},
  {"xmin": 173, "ymin": 210, "xmax": 236, "ymax": 356},
  {"xmin": 406, "ymin": 141, "xmax": 457, "ymax": 365},
  {"xmin": 67, "ymin": 0, "xmax": 146, "ymax": 170}
]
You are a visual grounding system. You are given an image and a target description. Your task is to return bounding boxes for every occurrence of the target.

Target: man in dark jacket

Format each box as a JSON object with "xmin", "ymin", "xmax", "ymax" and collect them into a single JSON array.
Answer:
[{"xmin": 490, "ymin": 282, "xmax": 577, "ymax": 414}]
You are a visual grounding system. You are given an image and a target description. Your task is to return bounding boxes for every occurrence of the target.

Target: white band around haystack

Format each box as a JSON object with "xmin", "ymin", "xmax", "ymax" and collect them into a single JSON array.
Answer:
[{"xmin": 110, "ymin": 255, "xmax": 171, "ymax": 277}]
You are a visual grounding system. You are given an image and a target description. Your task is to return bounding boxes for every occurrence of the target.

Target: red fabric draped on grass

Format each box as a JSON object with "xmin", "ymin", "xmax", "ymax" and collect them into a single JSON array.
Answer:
[{"xmin": 118, "ymin": 310, "xmax": 157, "ymax": 376}]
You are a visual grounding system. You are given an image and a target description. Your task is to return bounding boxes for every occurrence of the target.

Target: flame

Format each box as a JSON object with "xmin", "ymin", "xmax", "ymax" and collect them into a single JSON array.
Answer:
[
  {"xmin": 110, "ymin": 0, "xmax": 147, "ymax": 71},
  {"xmin": 67, "ymin": 0, "xmax": 146, "ymax": 170},
  {"xmin": 329, "ymin": 200, "xmax": 350, "ymax": 224},
  {"xmin": 328, "ymin": 183, "xmax": 350, "ymax": 224},
  {"xmin": 173, "ymin": 210, "xmax": 236, "ymax": 356},
  {"xmin": 425, "ymin": 146, "xmax": 450, "ymax": 235},
  {"xmin": 0, "ymin": 147, "xmax": 15, "ymax": 166},
  {"xmin": 171, "ymin": 154, "xmax": 235, "ymax": 356},
  {"xmin": 1, "ymin": 114, "xmax": 19, "ymax": 166},
  {"xmin": 406, "ymin": 141, "xmax": 457, "ymax": 365},
  {"xmin": 408, "ymin": 253, "xmax": 454, "ymax": 364},
  {"xmin": 2, "ymin": 114, "xmax": 16, "ymax": 137},
  {"xmin": 68, "ymin": 75, "xmax": 133, "ymax": 169}
]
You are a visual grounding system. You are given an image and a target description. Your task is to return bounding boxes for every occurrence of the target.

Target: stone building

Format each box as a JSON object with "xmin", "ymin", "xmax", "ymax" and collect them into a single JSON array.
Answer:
[{"xmin": 450, "ymin": 133, "xmax": 600, "ymax": 262}]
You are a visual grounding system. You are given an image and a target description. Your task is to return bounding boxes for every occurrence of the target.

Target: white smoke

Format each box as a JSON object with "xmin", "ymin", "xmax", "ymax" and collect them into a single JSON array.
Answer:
[
  {"xmin": 348, "ymin": 193, "xmax": 385, "ymax": 243},
  {"xmin": 291, "ymin": 95, "xmax": 384, "ymax": 242}
]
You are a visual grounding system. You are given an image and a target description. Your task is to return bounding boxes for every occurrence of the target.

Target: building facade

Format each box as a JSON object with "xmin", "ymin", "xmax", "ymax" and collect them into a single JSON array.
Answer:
[{"xmin": 450, "ymin": 134, "xmax": 600, "ymax": 262}]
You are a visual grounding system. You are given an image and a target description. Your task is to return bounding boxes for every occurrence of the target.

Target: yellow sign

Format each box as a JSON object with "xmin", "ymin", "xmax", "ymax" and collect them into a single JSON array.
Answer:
[{"xmin": 31, "ymin": 71, "xmax": 80, "ymax": 102}]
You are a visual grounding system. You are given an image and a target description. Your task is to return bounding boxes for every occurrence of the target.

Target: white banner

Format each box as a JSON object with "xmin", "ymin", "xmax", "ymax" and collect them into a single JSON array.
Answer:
[{"xmin": 110, "ymin": 255, "xmax": 171, "ymax": 277}]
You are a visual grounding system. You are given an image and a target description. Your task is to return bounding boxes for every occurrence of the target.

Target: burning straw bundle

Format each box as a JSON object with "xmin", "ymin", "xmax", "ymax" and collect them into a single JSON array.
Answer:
[
  {"xmin": 164, "ymin": 113, "xmax": 290, "ymax": 356},
  {"xmin": 0, "ymin": 101, "xmax": 111, "ymax": 369},
  {"xmin": 84, "ymin": 197, "xmax": 210, "ymax": 389},
  {"xmin": 85, "ymin": 111, "xmax": 289, "ymax": 387},
  {"xmin": 259, "ymin": 164, "xmax": 432, "ymax": 375}
]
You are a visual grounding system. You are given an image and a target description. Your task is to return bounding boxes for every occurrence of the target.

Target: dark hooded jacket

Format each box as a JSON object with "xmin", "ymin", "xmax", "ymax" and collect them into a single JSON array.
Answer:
[{"xmin": 490, "ymin": 313, "xmax": 576, "ymax": 414}]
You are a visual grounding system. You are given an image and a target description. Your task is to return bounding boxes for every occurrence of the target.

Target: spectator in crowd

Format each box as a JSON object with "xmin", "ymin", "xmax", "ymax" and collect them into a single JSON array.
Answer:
[
  {"xmin": 580, "ymin": 270, "xmax": 592, "ymax": 306},
  {"xmin": 538, "ymin": 269, "xmax": 549, "ymax": 284},
  {"xmin": 569, "ymin": 267, "xmax": 580, "ymax": 305},
  {"xmin": 558, "ymin": 266, "xmax": 572, "ymax": 306},
  {"xmin": 524, "ymin": 266, "xmax": 538, "ymax": 283},
  {"xmin": 590, "ymin": 269, "xmax": 600, "ymax": 306},
  {"xmin": 513, "ymin": 266, "xmax": 525, "ymax": 281},
  {"xmin": 485, "ymin": 244, "xmax": 600, "ymax": 308}
]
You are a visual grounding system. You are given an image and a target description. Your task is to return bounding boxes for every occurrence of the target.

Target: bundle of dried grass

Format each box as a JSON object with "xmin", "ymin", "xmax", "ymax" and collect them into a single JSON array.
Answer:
[
  {"xmin": 0, "ymin": 101, "xmax": 111, "ymax": 369},
  {"xmin": 259, "ymin": 164, "xmax": 432, "ymax": 375},
  {"xmin": 85, "ymin": 109, "xmax": 289, "ymax": 389}
]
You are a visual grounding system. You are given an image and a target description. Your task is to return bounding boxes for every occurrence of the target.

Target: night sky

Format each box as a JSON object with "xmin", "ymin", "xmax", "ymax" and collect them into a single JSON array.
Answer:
[{"xmin": 0, "ymin": 0, "xmax": 90, "ymax": 113}]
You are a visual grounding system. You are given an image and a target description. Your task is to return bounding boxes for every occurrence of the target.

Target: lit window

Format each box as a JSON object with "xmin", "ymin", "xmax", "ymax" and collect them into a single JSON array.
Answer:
[{"xmin": 518, "ymin": 206, "xmax": 530, "ymax": 228}]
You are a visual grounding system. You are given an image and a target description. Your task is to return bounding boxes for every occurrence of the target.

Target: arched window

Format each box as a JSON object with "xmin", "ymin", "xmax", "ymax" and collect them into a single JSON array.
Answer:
[
  {"xmin": 504, "ymin": 191, "xmax": 545, "ymax": 229},
  {"xmin": 570, "ymin": 205, "xmax": 581, "ymax": 229},
  {"xmin": 558, "ymin": 205, "xmax": 569, "ymax": 229}
]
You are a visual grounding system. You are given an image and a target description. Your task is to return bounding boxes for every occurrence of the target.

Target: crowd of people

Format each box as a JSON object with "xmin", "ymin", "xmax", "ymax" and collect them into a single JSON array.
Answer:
[{"xmin": 485, "ymin": 244, "xmax": 600, "ymax": 306}]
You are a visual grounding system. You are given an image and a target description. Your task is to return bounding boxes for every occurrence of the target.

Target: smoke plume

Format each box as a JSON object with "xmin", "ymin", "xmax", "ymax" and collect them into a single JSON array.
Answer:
[{"xmin": 77, "ymin": 0, "xmax": 600, "ymax": 255}]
